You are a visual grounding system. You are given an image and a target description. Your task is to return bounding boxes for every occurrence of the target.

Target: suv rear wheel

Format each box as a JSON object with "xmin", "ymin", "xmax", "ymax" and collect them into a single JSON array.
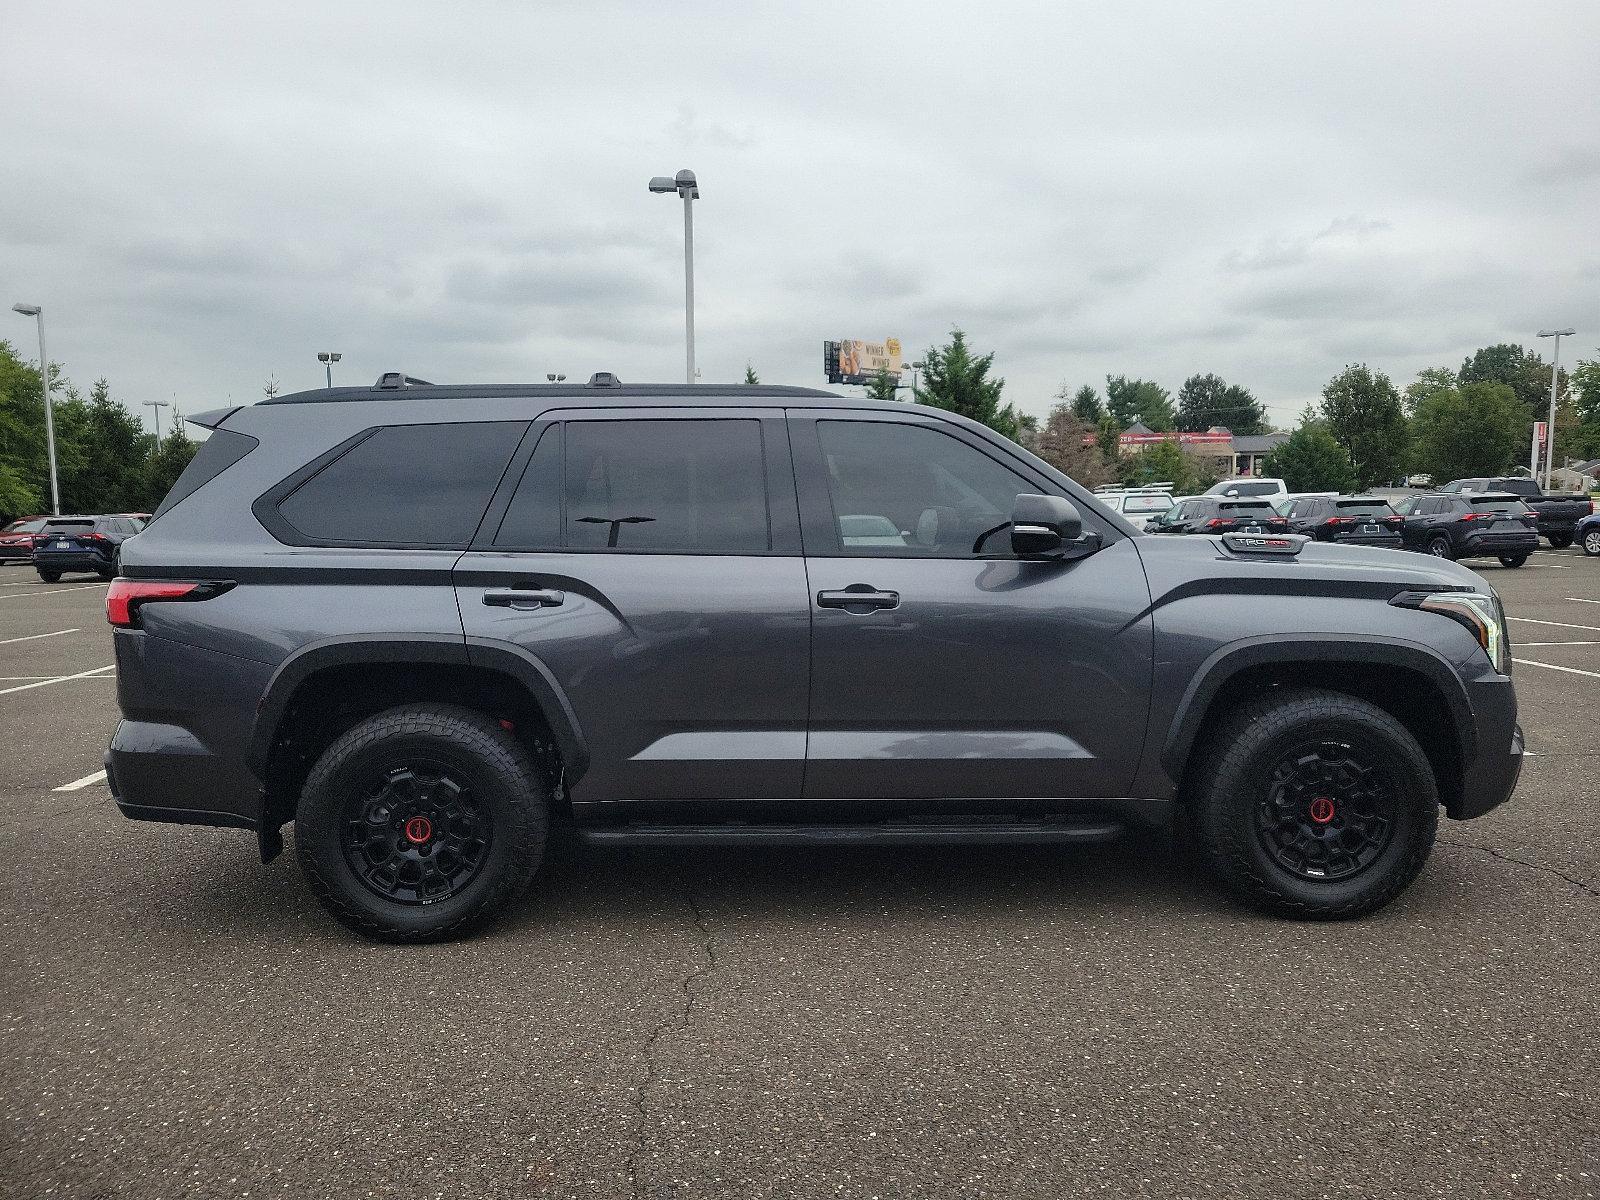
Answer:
[
  {"xmin": 295, "ymin": 703, "xmax": 548, "ymax": 942},
  {"xmin": 1189, "ymin": 688, "xmax": 1438, "ymax": 919},
  {"xmin": 1497, "ymin": 554, "xmax": 1528, "ymax": 568},
  {"xmin": 1426, "ymin": 534, "xmax": 1454, "ymax": 560}
]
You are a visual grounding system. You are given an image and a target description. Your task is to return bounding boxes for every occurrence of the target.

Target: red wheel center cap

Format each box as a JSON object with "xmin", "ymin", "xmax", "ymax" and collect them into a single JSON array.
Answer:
[
  {"xmin": 403, "ymin": 815, "xmax": 433, "ymax": 844},
  {"xmin": 1309, "ymin": 797, "xmax": 1336, "ymax": 825}
]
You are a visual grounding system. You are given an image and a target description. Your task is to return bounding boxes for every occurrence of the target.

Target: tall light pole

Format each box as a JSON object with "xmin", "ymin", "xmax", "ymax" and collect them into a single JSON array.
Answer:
[
  {"xmin": 649, "ymin": 169, "xmax": 699, "ymax": 383},
  {"xmin": 144, "ymin": 399, "xmax": 170, "ymax": 440},
  {"xmin": 1537, "ymin": 328, "xmax": 1576, "ymax": 490},
  {"xmin": 11, "ymin": 303, "xmax": 59, "ymax": 515},
  {"xmin": 317, "ymin": 351, "xmax": 342, "ymax": 388}
]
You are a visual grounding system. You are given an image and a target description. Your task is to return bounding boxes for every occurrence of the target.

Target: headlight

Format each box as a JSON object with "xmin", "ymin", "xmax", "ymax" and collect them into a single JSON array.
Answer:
[{"xmin": 1391, "ymin": 589, "xmax": 1510, "ymax": 675}]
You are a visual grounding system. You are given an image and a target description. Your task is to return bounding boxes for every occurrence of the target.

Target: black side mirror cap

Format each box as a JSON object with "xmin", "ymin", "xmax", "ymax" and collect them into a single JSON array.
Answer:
[{"xmin": 1010, "ymin": 494, "xmax": 1100, "ymax": 559}]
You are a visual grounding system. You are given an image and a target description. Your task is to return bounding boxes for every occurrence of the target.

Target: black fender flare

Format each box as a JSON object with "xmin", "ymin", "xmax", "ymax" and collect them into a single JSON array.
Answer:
[
  {"xmin": 1160, "ymin": 633, "xmax": 1476, "ymax": 779},
  {"xmin": 247, "ymin": 634, "xmax": 589, "ymax": 782}
]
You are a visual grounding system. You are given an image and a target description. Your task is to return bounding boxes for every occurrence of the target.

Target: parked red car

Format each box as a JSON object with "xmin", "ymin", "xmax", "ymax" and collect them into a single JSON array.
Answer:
[{"xmin": 1, "ymin": 516, "xmax": 49, "ymax": 563}]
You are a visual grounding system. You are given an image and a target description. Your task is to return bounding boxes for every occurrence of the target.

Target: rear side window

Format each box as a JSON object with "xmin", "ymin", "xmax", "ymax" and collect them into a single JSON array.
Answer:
[
  {"xmin": 151, "ymin": 428, "xmax": 260, "ymax": 520},
  {"xmin": 268, "ymin": 422, "xmax": 525, "ymax": 548}
]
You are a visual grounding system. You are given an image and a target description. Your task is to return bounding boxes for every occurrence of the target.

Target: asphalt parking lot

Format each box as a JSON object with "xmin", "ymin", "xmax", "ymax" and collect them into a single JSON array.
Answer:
[{"xmin": 2, "ymin": 551, "xmax": 1597, "ymax": 1199}]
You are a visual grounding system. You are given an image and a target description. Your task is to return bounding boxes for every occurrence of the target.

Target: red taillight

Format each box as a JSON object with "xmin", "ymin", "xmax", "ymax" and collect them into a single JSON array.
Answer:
[
  {"xmin": 1267, "ymin": 519, "xmax": 1290, "ymax": 531},
  {"xmin": 1325, "ymin": 516, "xmax": 1352, "ymax": 526},
  {"xmin": 1206, "ymin": 518, "xmax": 1233, "ymax": 529},
  {"xmin": 1459, "ymin": 512, "xmax": 1485, "ymax": 521},
  {"xmin": 106, "ymin": 580, "xmax": 233, "ymax": 628},
  {"xmin": 1383, "ymin": 516, "xmax": 1403, "ymax": 527}
]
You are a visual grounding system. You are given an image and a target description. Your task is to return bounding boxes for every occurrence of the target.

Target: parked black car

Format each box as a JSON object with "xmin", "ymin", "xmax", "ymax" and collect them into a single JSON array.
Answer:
[
  {"xmin": 1438, "ymin": 477, "xmax": 1593, "ymax": 549},
  {"xmin": 32, "ymin": 515, "xmax": 143, "ymax": 581},
  {"xmin": 1393, "ymin": 493, "xmax": 1538, "ymax": 566},
  {"xmin": 107, "ymin": 375, "xmax": 1521, "ymax": 941},
  {"xmin": 1147, "ymin": 496, "xmax": 1289, "ymax": 535},
  {"xmin": 1280, "ymin": 496, "xmax": 1403, "ymax": 548}
]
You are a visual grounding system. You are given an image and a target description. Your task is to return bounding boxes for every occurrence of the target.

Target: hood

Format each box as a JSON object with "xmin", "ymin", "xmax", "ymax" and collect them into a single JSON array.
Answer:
[{"xmin": 1132, "ymin": 531, "xmax": 1492, "ymax": 599}]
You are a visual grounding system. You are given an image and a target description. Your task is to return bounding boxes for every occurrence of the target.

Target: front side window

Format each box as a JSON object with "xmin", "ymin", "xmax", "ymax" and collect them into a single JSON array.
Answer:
[
  {"xmin": 816, "ymin": 421, "xmax": 1032, "ymax": 556},
  {"xmin": 275, "ymin": 422, "xmax": 524, "ymax": 547}
]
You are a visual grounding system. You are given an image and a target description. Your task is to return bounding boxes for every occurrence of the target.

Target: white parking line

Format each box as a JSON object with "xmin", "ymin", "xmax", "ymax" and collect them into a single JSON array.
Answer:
[
  {"xmin": 1566, "ymin": 597, "xmax": 1600, "ymax": 605},
  {"xmin": 0, "ymin": 627, "xmax": 80, "ymax": 646},
  {"xmin": 1514, "ymin": 640, "xmax": 1600, "ymax": 646},
  {"xmin": 0, "ymin": 664, "xmax": 115, "ymax": 696},
  {"xmin": 0, "ymin": 583, "xmax": 108, "ymax": 601},
  {"xmin": 52, "ymin": 769, "xmax": 107, "ymax": 793},
  {"xmin": 1508, "ymin": 616, "xmax": 1600, "ymax": 633},
  {"xmin": 1512, "ymin": 658, "xmax": 1600, "ymax": 679}
]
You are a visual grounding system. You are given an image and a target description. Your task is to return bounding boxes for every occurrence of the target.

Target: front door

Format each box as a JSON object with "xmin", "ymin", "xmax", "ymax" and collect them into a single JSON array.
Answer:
[
  {"xmin": 454, "ymin": 410, "xmax": 811, "ymax": 809},
  {"xmin": 791, "ymin": 413, "xmax": 1154, "ymax": 801}
]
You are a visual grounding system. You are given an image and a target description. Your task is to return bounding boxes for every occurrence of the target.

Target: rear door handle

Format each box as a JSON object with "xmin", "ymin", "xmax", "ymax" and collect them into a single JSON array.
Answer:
[
  {"xmin": 817, "ymin": 587, "xmax": 900, "ymax": 611},
  {"xmin": 483, "ymin": 588, "xmax": 565, "ymax": 610}
]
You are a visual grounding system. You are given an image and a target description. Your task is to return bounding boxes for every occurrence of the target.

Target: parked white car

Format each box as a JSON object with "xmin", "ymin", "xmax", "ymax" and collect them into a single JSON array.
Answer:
[
  {"xmin": 1205, "ymin": 477, "xmax": 1288, "ymax": 499},
  {"xmin": 1097, "ymin": 486, "xmax": 1177, "ymax": 531}
]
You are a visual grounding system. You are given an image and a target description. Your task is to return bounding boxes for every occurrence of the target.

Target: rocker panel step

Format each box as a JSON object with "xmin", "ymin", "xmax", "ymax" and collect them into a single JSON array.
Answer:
[{"xmin": 574, "ymin": 820, "xmax": 1127, "ymax": 848}]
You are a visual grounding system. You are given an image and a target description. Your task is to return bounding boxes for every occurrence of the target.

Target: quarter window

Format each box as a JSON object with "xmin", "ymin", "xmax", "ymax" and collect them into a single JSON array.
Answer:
[{"xmin": 816, "ymin": 421, "xmax": 1032, "ymax": 556}]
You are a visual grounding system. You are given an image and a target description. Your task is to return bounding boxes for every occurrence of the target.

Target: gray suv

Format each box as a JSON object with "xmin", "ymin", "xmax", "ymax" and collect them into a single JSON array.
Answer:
[{"xmin": 106, "ymin": 376, "xmax": 1523, "ymax": 940}]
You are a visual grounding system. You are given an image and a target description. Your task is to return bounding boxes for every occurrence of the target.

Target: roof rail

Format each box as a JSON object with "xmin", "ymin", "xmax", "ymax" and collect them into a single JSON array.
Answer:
[{"xmin": 375, "ymin": 373, "xmax": 435, "ymax": 390}]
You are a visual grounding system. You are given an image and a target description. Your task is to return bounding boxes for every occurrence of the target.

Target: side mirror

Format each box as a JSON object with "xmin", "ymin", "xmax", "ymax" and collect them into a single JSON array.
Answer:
[{"xmin": 1010, "ymin": 494, "xmax": 1100, "ymax": 559}]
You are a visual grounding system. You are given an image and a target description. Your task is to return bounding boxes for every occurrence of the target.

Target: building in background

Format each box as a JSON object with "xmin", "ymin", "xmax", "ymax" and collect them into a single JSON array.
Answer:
[{"xmin": 1106, "ymin": 424, "xmax": 1288, "ymax": 477}]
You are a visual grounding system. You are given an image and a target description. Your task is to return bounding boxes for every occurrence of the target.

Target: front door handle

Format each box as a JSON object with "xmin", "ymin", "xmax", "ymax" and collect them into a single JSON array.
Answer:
[
  {"xmin": 483, "ymin": 588, "xmax": 565, "ymax": 610},
  {"xmin": 817, "ymin": 587, "xmax": 900, "ymax": 612}
]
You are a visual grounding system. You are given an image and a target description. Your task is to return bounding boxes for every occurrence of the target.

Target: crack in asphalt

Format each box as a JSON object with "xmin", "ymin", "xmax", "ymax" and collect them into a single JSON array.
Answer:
[
  {"xmin": 626, "ymin": 871, "xmax": 720, "ymax": 1200},
  {"xmin": 1439, "ymin": 837, "xmax": 1600, "ymax": 900}
]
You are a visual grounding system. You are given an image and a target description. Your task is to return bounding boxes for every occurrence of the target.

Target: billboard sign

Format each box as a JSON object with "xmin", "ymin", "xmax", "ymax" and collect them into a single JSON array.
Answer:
[{"xmin": 824, "ymin": 338, "xmax": 903, "ymax": 385}]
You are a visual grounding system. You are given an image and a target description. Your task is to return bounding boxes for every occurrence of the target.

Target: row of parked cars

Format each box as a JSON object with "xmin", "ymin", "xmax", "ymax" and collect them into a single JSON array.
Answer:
[
  {"xmin": 1096, "ymin": 477, "xmax": 1600, "ymax": 564},
  {"xmin": 0, "ymin": 514, "xmax": 149, "ymax": 580}
]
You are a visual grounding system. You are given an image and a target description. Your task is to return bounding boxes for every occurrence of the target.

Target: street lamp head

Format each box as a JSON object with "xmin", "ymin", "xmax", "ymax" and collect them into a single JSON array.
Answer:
[
  {"xmin": 330, "ymin": 352, "xmax": 342, "ymax": 363},
  {"xmin": 1537, "ymin": 328, "xmax": 1577, "ymax": 337},
  {"xmin": 12, "ymin": 303, "xmax": 41, "ymax": 317},
  {"xmin": 648, "ymin": 176, "xmax": 677, "ymax": 193}
]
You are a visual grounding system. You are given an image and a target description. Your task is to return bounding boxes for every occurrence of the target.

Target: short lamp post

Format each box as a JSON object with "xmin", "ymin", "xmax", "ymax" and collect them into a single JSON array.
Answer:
[
  {"xmin": 11, "ymin": 303, "xmax": 60, "ymax": 515},
  {"xmin": 317, "ymin": 351, "xmax": 342, "ymax": 389}
]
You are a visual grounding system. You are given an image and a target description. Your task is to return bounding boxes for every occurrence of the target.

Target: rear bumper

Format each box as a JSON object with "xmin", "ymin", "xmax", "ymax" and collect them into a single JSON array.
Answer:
[
  {"xmin": 34, "ymin": 551, "xmax": 111, "ymax": 572},
  {"xmin": 1460, "ymin": 532, "xmax": 1538, "ymax": 557},
  {"xmin": 1450, "ymin": 673, "xmax": 1523, "ymax": 820},
  {"xmin": 105, "ymin": 718, "xmax": 262, "ymax": 829},
  {"xmin": 1332, "ymin": 534, "xmax": 1403, "ymax": 548}
]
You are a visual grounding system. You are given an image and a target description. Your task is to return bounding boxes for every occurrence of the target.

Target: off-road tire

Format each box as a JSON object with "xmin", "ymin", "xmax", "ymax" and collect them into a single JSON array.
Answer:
[
  {"xmin": 1497, "ymin": 554, "xmax": 1528, "ymax": 568},
  {"xmin": 1426, "ymin": 535, "xmax": 1454, "ymax": 560},
  {"xmin": 1189, "ymin": 687, "xmax": 1438, "ymax": 920},
  {"xmin": 37, "ymin": 570, "xmax": 61, "ymax": 582},
  {"xmin": 296, "ymin": 703, "xmax": 548, "ymax": 942}
]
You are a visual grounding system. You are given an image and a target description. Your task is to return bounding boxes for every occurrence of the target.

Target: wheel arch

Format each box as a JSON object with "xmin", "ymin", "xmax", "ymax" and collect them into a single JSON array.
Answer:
[{"xmin": 1163, "ymin": 635, "xmax": 1474, "ymax": 812}]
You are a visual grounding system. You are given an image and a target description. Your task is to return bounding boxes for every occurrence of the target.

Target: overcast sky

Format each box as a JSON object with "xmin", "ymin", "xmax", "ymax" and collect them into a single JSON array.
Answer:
[{"xmin": 3, "ymin": 2, "xmax": 1597, "ymax": 431}]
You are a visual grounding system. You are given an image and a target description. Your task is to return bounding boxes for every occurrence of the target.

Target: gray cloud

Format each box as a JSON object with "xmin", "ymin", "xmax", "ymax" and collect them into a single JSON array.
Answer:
[{"xmin": 1, "ymin": 0, "xmax": 1596, "ymax": 432}]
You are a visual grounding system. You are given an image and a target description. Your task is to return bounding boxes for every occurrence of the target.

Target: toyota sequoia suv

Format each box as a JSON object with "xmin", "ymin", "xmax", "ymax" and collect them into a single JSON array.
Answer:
[{"xmin": 106, "ymin": 375, "xmax": 1523, "ymax": 941}]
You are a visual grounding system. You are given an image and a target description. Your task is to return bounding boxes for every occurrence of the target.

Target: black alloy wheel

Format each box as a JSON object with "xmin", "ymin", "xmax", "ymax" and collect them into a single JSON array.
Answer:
[
  {"xmin": 1427, "ymin": 535, "xmax": 1453, "ymax": 559},
  {"xmin": 342, "ymin": 763, "xmax": 492, "ymax": 905},
  {"xmin": 1255, "ymin": 740, "xmax": 1395, "ymax": 882}
]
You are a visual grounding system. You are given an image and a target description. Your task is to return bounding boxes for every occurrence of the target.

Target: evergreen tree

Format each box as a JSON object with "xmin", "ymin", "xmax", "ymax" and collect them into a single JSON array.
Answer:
[
  {"xmin": 917, "ymin": 328, "xmax": 1020, "ymax": 439},
  {"xmin": 743, "ymin": 363, "xmax": 759, "ymax": 386},
  {"xmin": 863, "ymin": 367, "xmax": 900, "ymax": 402},
  {"xmin": 1175, "ymin": 373, "xmax": 1267, "ymax": 434},
  {"xmin": 1063, "ymin": 384, "xmax": 1103, "ymax": 425},
  {"xmin": 1105, "ymin": 375, "xmax": 1175, "ymax": 431}
]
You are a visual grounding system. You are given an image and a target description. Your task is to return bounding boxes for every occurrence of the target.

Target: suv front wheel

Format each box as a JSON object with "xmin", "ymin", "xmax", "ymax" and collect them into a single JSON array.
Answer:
[
  {"xmin": 1189, "ymin": 688, "xmax": 1438, "ymax": 919},
  {"xmin": 295, "ymin": 703, "xmax": 548, "ymax": 942}
]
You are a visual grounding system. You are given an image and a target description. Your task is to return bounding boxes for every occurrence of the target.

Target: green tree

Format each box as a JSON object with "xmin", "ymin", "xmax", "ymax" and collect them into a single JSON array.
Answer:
[
  {"xmin": 1409, "ymin": 381, "xmax": 1524, "ymax": 482},
  {"xmin": 743, "ymin": 363, "xmax": 759, "ymax": 386},
  {"xmin": 1262, "ymin": 424, "xmax": 1356, "ymax": 493},
  {"xmin": 1034, "ymin": 404, "xmax": 1114, "ymax": 488},
  {"xmin": 1105, "ymin": 375, "xmax": 1175, "ymax": 431},
  {"xmin": 1573, "ymin": 358, "xmax": 1600, "ymax": 425},
  {"xmin": 917, "ymin": 328, "xmax": 1021, "ymax": 439},
  {"xmin": 1402, "ymin": 366, "xmax": 1456, "ymax": 415},
  {"xmin": 1318, "ymin": 364, "xmax": 1408, "ymax": 488},
  {"xmin": 863, "ymin": 367, "xmax": 900, "ymax": 402},
  {"xmin": 136, "ymin": 427, "xmax": 198, "ymax": 510},
  {"xmin": 1459, "ymin": 343, "xmax": 1562, "ymax": 422},
  {"xmin": 1065, "ymin": 384, "xmax": 1103, "ymax": 425},
  {"xmin": 1175, "ymin": 373, "xmax": 1267, "ymax": 434},
  {"xmin": 1118, "ymin": 439, "xmax": 1192, "ymax": 493},
  {"xmin": 1095, "ymin": 414, "xmax": 1122, "ymax": 466}
]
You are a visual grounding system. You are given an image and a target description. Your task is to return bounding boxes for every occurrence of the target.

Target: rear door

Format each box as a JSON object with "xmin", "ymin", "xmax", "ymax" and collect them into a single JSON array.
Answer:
[
  {"xmin": 454, "ymin": 409, "xmax": 811, "ymax": 807},
  {"xmin": 791, "ymin": 411, "xmax": 1153, "ymax": 801}
]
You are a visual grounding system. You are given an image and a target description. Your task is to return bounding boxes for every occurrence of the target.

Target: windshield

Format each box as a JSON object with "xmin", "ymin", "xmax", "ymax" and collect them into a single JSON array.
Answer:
[
  {"xmin": 1333, "ymin": 499, "xmax": 1396, "ymax": 517},
  {"xmin": 5, "ymin": 519, "xmax": 48, "ymax": 533}
]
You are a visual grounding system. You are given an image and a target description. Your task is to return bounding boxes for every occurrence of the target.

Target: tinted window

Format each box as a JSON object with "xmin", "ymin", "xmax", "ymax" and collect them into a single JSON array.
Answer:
[
  {"xmin": 278, "ymin": 422, "xmax": 524, "ymax": 547},
  {"xmin": 564, "ymin": 420, "xmax": 769, "ymax": 553},
  {"xmin": 1393, "ymin": 497, "xmax": 1417, "ymax": 515},
  {"xmin": 43, "ymin": 519, "xmax": 94, "ymax": 531},
  {"xmin": 1469, "ymin": 496, "xmax": 1530, "ymax": 514},
  {"xmin": 151, "ymin": 428, "xmax": 259, "ymax": 520},
  {"xmin": 1219, "ymin": 500, "xmax": 1276, "ymax": 513},
  {"xmin": 1334, "ymin": 499, "xmax": 1395, "ymax": 517},
  {"xmin": 1227, "ymin": 481, "xmax": 1279, "ymax": 497},
  {"xmin": 816, "ymin": 421, "xmax": 1031, "ymax": 556},
  {"xmin": 493, "ymin": 426, "xmax": 562, "ymax": 548}
]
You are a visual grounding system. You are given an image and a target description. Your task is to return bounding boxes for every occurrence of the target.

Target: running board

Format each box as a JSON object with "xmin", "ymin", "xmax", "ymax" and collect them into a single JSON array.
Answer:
[{"xmin": 574, "ymin": 819, "xmax": 1127, "ymax": 848}]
